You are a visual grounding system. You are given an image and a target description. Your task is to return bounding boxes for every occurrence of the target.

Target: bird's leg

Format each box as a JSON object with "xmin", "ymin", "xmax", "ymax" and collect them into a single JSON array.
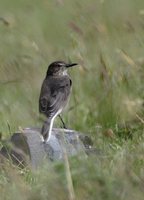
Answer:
[{"xmin": 58, "ymin": 115, "xmax": 67, "ymax": 129}]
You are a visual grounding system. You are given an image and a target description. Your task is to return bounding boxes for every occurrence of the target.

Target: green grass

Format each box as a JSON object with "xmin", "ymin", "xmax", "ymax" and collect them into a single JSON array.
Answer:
[{"xmin": 0, "ymin": 0, "xmax": 144, "ymax": 199}]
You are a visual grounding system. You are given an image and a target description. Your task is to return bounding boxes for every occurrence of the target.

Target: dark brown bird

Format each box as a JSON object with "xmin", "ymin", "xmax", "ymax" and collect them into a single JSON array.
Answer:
[{"xmin": 39, "ymin": 61, "xmax": 78, "ymax": 143}]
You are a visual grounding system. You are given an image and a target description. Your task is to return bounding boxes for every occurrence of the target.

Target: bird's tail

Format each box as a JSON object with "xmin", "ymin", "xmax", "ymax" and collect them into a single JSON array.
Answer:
[{"xmin": 41, "ymin": 118, "xmax": 54, "ymax": 142}]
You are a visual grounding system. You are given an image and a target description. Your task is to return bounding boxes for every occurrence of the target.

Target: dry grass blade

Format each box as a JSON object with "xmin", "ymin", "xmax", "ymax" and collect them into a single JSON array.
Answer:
[
  {"xmin": 135, "ymin": 113, "xmax": 144, "ymax": 124},
  {"xmin": 119, "ymin": 49, "xmax": 138, "ymax": 67},
  {"xmin": 61, "ymin": 131, "xmax": 75, "ymax": 200}
]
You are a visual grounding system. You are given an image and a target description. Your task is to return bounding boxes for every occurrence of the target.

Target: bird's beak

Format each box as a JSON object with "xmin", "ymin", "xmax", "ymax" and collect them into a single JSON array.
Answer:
[{"xmin": 66, "ymin": 63, "xmax": 78, "ymax": 68}]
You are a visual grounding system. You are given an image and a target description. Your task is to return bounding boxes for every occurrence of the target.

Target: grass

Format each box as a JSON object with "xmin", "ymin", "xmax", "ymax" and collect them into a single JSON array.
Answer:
[{"xmin": 0, "ymin": 0, "xmax": 144, "ymax": 199}]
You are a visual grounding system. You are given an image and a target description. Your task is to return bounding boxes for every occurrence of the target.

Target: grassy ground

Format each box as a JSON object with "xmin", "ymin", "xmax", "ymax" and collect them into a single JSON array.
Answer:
[{"xmin": 0, "ymin": 0, "xmax": 144, "ymax": 199}]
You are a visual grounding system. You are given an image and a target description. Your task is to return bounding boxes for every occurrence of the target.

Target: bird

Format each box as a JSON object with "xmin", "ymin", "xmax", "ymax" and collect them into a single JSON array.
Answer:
[{"xmin": 39, "ymin": 61, "xmax": 78, "ymax": 143}]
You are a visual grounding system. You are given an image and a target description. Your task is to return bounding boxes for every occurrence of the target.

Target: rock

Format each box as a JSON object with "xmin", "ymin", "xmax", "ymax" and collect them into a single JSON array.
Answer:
[{"xmin": 0, "ymin": 128, "xmax": 93, "ymax": 168}]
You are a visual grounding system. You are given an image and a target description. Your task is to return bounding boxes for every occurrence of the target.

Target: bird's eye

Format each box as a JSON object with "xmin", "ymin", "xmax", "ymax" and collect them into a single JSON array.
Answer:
[{"xmin": 58, "ymin": 63, "xmax": 63, "ymax": 67}]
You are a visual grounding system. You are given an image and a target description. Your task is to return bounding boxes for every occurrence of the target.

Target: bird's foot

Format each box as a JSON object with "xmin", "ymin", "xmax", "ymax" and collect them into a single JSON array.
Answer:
[{"xmin": 58, "ymin": 115, "xmax": 67, "ymax": 129}]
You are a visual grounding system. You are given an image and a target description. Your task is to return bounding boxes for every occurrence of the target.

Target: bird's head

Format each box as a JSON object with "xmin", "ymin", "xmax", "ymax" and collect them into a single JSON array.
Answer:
[{"xmin": 46, "ymin": 61, "xmax": 78, "ymax": 76}]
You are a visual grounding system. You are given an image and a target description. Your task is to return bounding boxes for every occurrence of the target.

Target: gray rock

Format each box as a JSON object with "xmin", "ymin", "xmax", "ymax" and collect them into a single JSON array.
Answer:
[{"xmin": 0, "ymin": 128, "xmax": 93, "ymax": 168}]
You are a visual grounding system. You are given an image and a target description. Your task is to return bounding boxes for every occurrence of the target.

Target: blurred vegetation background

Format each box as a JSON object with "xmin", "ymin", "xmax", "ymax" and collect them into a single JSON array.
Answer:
[{"xmin": 0, "ymin": 0, "xmax": 144, "ymax": 199}]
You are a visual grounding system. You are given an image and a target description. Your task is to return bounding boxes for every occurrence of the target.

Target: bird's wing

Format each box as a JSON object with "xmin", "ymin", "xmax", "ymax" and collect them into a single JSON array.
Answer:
[{"xmin": 39, "ymin": 77, "xmax": 71, "ymax": 118}]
